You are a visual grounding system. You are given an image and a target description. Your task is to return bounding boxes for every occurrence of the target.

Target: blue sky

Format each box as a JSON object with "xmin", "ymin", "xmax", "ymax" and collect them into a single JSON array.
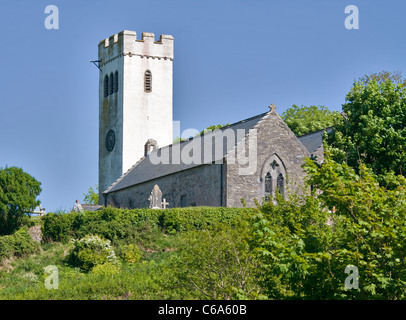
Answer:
[{"xmin": 0, "ymin": 0, "xmax": 405, "ymax": 212}]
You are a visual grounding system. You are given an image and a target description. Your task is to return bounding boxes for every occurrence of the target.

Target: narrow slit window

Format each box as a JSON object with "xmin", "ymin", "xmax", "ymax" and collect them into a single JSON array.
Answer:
[
  {"xmin": 277, "ymin": 173, "xmax": 284, "ymax": 197},
  {"xmin": 144, "ymin": 70, "xmax": 152, "ymax": 93},
  {"xmin": 264, "ymin": 172, "xmax": 272, "ymax": 200},
  {"xmin": 109, "ymin": 72, "xmax": 114, "ymax": 95},
  {"xmin": 114, "ymin": 71, "xmax": 119, "ymax": 93},
  {"xmin": 104, "ymin": 75, "xmax": 109, "ymax": 97}
]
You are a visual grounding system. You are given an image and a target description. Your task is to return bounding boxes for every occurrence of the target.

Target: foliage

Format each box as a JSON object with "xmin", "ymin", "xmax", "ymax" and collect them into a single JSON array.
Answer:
[
  {"xmin": 173, "ymin": 123, "xmax": 231, "ymax": 144},
  {"xmin": 249, "ymin": 153, "xmax": 406, "ymax": 299},
  {"xmin": 160, "ymin": 220, "xmax": 265, "ymax": 300},
  {"xmin": 0, "ymin": 242, "xmax": 168, "ymax": 300},
  {"xmin": 42, "ymin": 206, "xmax": 254, "ymax": 243},
  {"xmin": 66, "ymin": 234, "xmax": 120, "ymax": 272},
  {"xmin": 200, "ymin": 123, "xmax": 230, "ymax": 135},
  {"xmin": 281, "ymin": 104, "xmax": 338, "ymax": 136},
  {"xmin": 91, "ymin": 262, "xmax": 120, "ymax": 276},
  {"xmin": 303, "ymin": 155, "xmax": 406, "ymax": 299},
  {"xmin": 0, "ymin": 228, "xmax": 40, "ymax": 262},
  {"xmin": 118, "ymin": 244, "xmax": 143, "ymax": 264},
  {"xmin": 327, "ymin": 78, "xmax": 406, "ymax": 179},
  {"xmin": 83, "ymin": 185, "xmax": 99, "ymax": 205},
  {"xmin": 0, "ymin": 167, "xmax": 42, "ymax": 235},
  {"xmin": 41, "ymin": 211, "xmax": 78, "ymax": 243},
  {"xmin": 358, "ymin": 70, "xmax": 406, "ymax": 87}
]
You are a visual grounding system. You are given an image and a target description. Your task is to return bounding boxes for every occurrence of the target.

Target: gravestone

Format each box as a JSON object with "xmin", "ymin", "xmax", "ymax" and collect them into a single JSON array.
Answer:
[
  {"xmin": 148, "ymin": 185, "xmax": 169, "ymax": 209},
  {"xmin": 162, "ymin": 198, "xmax": 169, "ymax": 209},
  {"xmin": 149, "ymin": 184, "xmax": 163, "ymax": 209}
]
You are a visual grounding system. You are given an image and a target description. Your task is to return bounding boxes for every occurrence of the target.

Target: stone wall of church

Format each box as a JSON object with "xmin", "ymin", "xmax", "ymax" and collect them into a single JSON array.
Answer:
[
  {"xmin": 224, "ymin": 111, "xmax": 310, "ymax": 207},
  {"xmin": 104, "ymin": 164, "xmax": 223, "ymax": 209}
]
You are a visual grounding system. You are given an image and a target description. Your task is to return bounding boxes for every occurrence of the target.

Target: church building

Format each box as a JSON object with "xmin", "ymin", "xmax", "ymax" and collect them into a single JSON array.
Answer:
[{"xmin": 98, "ymin": 30, "xmax": 327, "ymax": 209}]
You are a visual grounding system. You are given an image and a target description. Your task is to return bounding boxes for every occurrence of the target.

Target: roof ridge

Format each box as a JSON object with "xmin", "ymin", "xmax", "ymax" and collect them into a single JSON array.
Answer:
[
  {"xmin": 297, "ymin": 126, "xmax": 333, "ymax": 138},
  {"xmin": 205, "ymin": 111, "xmax": 269, "ymax": 132}
]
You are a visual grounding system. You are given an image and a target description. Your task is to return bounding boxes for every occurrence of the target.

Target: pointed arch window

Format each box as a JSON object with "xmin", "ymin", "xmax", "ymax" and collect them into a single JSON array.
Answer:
[
  {"xmin": 261, "ymin": 153, "xmax": 287, "ymax": 201},
  {"xmin": 104, "ymin": 75, "xmax": 109, "ymax": 97},
  {"xmin": 114, "ymin": 71, "xmax": 119, "ymax": 93},
  {"xmin": 144, "ymin": 70, "xmax": 152, "ymax": 93},
  {"xmin": 277, "ymin": 173, "xmax": 284, "ymax": 197},
  {"xmin": 264, "ymin": 172, "xmax": 272, "ymax": 200}
]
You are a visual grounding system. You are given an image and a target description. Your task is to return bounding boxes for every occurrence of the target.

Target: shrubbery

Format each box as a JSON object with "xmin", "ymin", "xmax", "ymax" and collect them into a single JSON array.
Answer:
[
  {"xmin": 159, "ymin": 220, "xmax": 264, "ymax": 300},
  {"xmin": 66, "ymin": 234, "xmax": 120, "ymax": 272},
  {"xmin": 118, "ymin": 244, "xmax": 142, "ymax": 264},
  {"xmin": 42, "ymin": 207, "xmax": 254, "ymax": 243},
  {"xmin": 0, "ymin": 228, "xmax": 40, "ymax": 262}
]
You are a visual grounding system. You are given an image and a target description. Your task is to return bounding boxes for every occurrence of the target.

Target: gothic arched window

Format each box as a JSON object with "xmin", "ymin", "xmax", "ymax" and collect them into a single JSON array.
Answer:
[
  {"xmin": 264, "ymin": 172, "xmax": 272, "ymax": 200},
  {"xmin": 104, "ymin": 74, "xmax": 109, "ymax": 97},
  {"xmin": 144, "ymin": 70, "xmax": 152, "ymax": 93},
  {"xmin": 114, "ymin": 71, "xmax": 119, "ymax": 93},
  {"xmin": 109, "ymin": 72, "xmax": 114, "ymax": 95},
  {"xmin": 277, "ymin": 173, "xmax": 284, "ymax": 197},
  {"xmin": 261, "ymin": 153, "xmax": 287, "ymax": 202}
]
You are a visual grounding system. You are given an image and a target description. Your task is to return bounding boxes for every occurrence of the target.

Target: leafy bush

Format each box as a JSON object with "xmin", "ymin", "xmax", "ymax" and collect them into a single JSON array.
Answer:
[
  {"xmin": 0, "ymin": 228, "xmax": 40, "ymax": 262},
  {"xmin": 41, "ymin": 211, "xmax": 78, "ymax": 243},
  {"xmin": 42, "ymin": 207, "xmax": 254, "ymax": 243},
  {"xmin": 91, "ymin": 262, "xmax": 120, "ymax": 276},
  {"xmin": 159, "ymin": 220, "xmax": 264, "ymax": 300},
  {"xmin": 117, "ymin": 244, "xmax": 143, "ymax": 263},
  {"xmin": 66, "ymin": 234, "xmax": 120, "ymax": 272}
]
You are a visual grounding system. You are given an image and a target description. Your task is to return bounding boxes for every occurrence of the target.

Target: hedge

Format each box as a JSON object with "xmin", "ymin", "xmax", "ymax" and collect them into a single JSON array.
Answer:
[
  {"xmin": 0, "ymin": 228, "xmax": 40, "ymax": 262},
  {"xmin": 42, "ymin": 206, "xmax": 256, "ymax": 243}
]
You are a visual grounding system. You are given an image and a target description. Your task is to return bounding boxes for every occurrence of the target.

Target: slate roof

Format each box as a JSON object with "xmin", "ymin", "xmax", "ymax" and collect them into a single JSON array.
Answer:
[
  {"xmin": 104, "ymin": 112, "xmax": 333, "ymax": 194},
  {"xmin": 298, "ymin": 127, "xmax": 333, "ymax": 154},
  {"xmin": 81, "ymin": 205, "xmax": 103, "ymax": 212},
  {"xmin": 104, "ymin": 112, "xmax": 268, "ymax": 194}
]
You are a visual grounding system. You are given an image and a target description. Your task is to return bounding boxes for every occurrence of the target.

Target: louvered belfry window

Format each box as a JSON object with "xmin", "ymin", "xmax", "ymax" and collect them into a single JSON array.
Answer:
[{"xmin": 145, "ymin": 70, "xmax": 152, "ymax": 93}]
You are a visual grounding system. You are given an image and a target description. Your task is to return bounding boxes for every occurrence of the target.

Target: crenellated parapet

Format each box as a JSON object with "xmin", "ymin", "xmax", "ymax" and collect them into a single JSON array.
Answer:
[{"xmin": 98, "ymin": 30, "xmax": 174, "ymax": 67}]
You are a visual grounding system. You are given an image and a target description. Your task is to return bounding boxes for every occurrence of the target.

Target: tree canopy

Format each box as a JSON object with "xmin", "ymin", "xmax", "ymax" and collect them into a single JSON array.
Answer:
[
  {"xmin": 249, "ymin": 152, "xmax": 406, "ymax": 299},
  {"xmin": 281, "ymin": 104, "xmax": 338, "ymax": 136},
  {"xmin": 358, "ymin": 70, "xmax": 406, "ymax": 87},
  {"xmin": 0, "ymin": 167, "xmax": 41, "ymax": 235},
  {"xmin": 83, "ymin": 185, "xmax": 99, "ymax": 205},
  {"xmin": 327, "ymin": 77, "xmax": 406, "ymax": 179}
]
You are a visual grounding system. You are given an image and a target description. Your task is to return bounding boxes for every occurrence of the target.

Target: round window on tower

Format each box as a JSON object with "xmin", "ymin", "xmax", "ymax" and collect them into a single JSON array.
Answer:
[{"xmin": 105, "ymin": 130, "xmax": 115, "ymax": 152}]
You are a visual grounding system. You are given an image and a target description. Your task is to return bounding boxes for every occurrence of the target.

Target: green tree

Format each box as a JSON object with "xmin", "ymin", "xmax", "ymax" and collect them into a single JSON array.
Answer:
[
  {"xmin": 83, "ymin": 185, "xmax": 99, "ymax": 205},
  {"xmin": 200, "ymin": 123, "xmax": 230, "ymax": 135},
  {"xmin": 281, "ymin": 105, "xmax": 338, "ymax": 136},
  {"xmin": 249, "ymin": 152, "xmax": 406, "ymax": 299},
  {"xmin": 358, "ymin": 70, "xmax": 406, "ymax": 87},
  {"xmin": 173, "ymin": 123, "xmax": 230, "ymax": 143},
  {"xmin": 0, "ymin": 167, "xmax": 41, "ymax": 235},
  {"xmin": 327, "ymin": 77, "xmax": 406, "ymax": 178}
]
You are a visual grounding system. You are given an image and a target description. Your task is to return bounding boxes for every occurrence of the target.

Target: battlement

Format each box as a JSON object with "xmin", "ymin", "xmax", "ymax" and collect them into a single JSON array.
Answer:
[{"xmin": 98, "ymin": 30, "xmax": 174, "ymax": 63}]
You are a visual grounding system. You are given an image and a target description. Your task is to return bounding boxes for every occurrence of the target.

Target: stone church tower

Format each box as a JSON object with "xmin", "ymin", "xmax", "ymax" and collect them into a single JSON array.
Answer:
[{"xmin": 98, "ymin": 30, "xmax": 174, "ymax": 201}]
